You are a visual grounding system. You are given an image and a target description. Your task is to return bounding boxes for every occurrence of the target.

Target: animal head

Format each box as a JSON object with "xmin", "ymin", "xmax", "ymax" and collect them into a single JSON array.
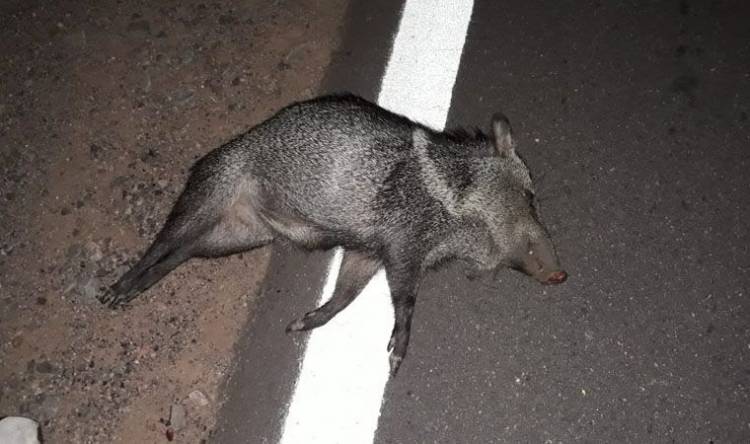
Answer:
[{"xmin": 414, "ymin": 114, "xmax": 567, "ymax": 285}]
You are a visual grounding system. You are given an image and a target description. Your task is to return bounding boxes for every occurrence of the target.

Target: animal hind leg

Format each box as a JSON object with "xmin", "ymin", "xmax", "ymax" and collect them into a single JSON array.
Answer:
[
  {"xmin": 102, "ymin": 184, "xmax": 273, "ymax": 307},
  {"xmin": 192, "ymin": 194, "xmax": 275, "ymax": 258},
  {"xmin": 103, "ymin": 247, "xmax": 193, "ymax": 307},
  {"xmin": 101, "ymin": 211, "xmax": 212, "ymax": 307},
  {"xmin": 286, "ymin": 249, "xmax": 381, "ymax": 332},
  {"xmin": 103, "ymin": 214, "xmax": 273, "ymax": 308}
]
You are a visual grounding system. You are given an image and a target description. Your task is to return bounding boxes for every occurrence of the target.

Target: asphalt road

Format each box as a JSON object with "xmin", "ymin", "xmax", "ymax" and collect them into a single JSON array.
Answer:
[{"xmin": 215, "ymin": 1, "xmax": 750, "ymax": 442}]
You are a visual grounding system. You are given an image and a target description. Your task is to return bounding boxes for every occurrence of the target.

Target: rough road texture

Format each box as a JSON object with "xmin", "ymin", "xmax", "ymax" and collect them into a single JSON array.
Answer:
[
  {"xmin": 0, "ymin": 0, "xmax": 344, "ymax": 442},
  {"xmin": 377, "ymin": 1, "xmax": 750, "ymax": 443}
]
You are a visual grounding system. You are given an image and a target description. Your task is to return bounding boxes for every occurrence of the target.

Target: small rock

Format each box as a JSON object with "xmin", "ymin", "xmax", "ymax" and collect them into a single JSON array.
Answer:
[
  {"xmin": 11, "ymin": 334, "xmax": 24, "ymax": 348},
  {"xmin": 65, "ymin": 243, "xmax": 84, "ymax": 260},
  {"xmin": 584, "ymin": 330, "xmax": 595, "ymax": 341},
  {"xmin": 258, "ymin": 74, "xmax": 278, "ymax": 95},
  {"xmin": 79, "ymin": 276, "xmax": 101, "ymax": 302},
  {"xmin": 0, "ymin": 417, "xmax": 40, "ymax": 444},
  {"xmin": 218, "ymin": 14, "xmax": 236, "ymax": 25},
  {"xmin": 169, "ymin": 404, "xmax": 186, "ymax": 431},
  {"xmin": 89, "ymin": 143, "xmax": 103, "ymax": 159},
  {"xmin": 113, "ymin": 264, "xmax": 130, "ymax": 277},
  {"xmin": 180, "ymin": 48, "xmax": 195, "ymax": 65},
  {"xmin": 187, "ymin": 390, "xmax": 209, "ymax": 407},
  {"xmin": 173, "ymin": 89, "xmax": 194, "ymax": 104},
  {"xmin": 203, "ymin": 78, "xmax": 222, "ymax": 96},
  {"xmin": 35, "ymin": 361, "xmax": 55, "ymax": 374},
  {"xmin": 126, "ymin": 20, "xmax": 151, "ymax": 37},
  {"xmin": 37, "ymin": 394, "xmax": 62, "ymax": 421},
  {"xmin": 283, "ymin": 41, "xmax": 316, "ymax": 67},
  {"xmin": 85, "ymin": 241, "xmax": 103, "ymax": 262},
  {"xmin": 1, "ymin": 242, "xmax": 15, "ymax": 255}
]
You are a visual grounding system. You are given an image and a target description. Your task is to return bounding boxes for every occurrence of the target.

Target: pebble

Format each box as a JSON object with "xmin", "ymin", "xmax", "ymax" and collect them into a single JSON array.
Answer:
[
  {"xmin": 0, "ymin": 417, "xmax": 40, "ymax": 444},
  {"xmin": 173, "ymin": 89, "xmax": 194, "ymax": 104},
  {"xmin": 126, "ymin": 20, "xmax": 151, "ymax": 37},
  {"xmin": 80, "ymin": 277, "xmax": 100, "ymax": 302},
  {"xmin": 169, "ymin": 404, "xmax": 186, "ymax": 431},
  {"xmin": 85, "ymin": 241, "xmax": 103, "ymax": 262},
  {"xmin": 37, "ymin": 394, "xmax": 62, "ymax": 421},
  {"xmin": 187, "ymin": 389, "xmax": 209, "ymax": 407},
  {"xmin": 35, "ymin": 361, "xmax": 55, "ymax": 374},
  {"xmin": 11, "ymin": 334, "xmax": 24, "ymax": 348}
]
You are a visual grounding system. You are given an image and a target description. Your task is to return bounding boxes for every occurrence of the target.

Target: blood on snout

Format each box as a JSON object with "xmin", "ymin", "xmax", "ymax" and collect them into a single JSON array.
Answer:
[{"xmin": 545, "ymin": 270, "xmax": 568, "ymax": 285}]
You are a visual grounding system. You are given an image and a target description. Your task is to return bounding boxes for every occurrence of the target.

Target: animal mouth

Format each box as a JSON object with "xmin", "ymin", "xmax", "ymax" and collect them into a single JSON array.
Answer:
[{"xmin": 544, "ymin": 270, "xmax": 568, "ymax": 285}]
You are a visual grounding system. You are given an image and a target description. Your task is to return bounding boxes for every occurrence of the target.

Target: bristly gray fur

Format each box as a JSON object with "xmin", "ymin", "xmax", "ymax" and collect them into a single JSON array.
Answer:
[{"xmin": 102, "ymin": 93, "xmax": 566, "ymax": 376}]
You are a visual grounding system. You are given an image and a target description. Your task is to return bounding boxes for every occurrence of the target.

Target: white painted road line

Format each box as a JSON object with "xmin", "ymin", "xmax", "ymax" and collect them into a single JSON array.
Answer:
[
  {"xmin": 379, "ymin": 0, "xmax": 475, "ymax": 131},
  {"xmin": 280, "ymin": 250, "xmax": 392, "ymax": 444},
  {"xmin": 280, "ymin": 1, "xmax": 474, "ymax": 443}
]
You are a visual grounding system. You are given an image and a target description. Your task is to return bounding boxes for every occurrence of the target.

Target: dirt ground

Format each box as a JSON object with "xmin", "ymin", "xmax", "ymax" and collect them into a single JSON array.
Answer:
[{"xmin": 0, "ymin": 0, "xmax": 345, "ymax": 442}]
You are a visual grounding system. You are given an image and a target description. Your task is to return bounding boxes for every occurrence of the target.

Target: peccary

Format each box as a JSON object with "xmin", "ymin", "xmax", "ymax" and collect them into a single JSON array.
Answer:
[{"xmin": 99, "ymin": 94, "xmax": 567, "ymax": 376}]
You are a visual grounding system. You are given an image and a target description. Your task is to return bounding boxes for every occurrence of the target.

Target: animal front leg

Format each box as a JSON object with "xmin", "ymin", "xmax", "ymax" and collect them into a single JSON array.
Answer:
[
  {"xmin": 286, "ymin": 249, "xmax": 381, "ymax": 332},
  {"xmin": 384, "ymin": 262, "xmax": 420, "ymax": 377},
  {"xmin": 387, "ymin": 299, "xmax": 415, "ymax": 377}
]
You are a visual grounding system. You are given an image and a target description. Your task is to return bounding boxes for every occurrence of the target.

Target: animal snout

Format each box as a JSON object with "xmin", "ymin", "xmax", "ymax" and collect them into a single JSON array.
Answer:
[{"xmin": 545, "ymin": 270, "xmax": 568, "ymax": 285}]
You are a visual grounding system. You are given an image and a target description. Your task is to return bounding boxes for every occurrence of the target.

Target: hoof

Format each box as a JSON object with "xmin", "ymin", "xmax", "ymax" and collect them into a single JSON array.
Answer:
[
  {"xmin": 389, "ymin": 353, "xmax": 404, "ymax": 377},
  {"xmin": 97, "ymin": 287, "xmax": 135, "ymax": 309}
]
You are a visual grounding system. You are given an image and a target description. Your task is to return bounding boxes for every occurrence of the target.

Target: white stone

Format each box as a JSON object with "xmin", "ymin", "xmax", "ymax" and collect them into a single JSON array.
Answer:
[
  {"xmin": 0, "ymin": 417, "xmax": 40, "ymax": 444},
  {"xmin": 187, "ymin": 390, "xmax": 209, "ymax": 407}
]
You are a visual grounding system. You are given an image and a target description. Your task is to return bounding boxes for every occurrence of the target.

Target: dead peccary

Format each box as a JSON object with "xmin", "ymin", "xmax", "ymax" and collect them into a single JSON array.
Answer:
[{"xmin": 100, "ymin": 94, "xmax": 567, "ymax": 376}]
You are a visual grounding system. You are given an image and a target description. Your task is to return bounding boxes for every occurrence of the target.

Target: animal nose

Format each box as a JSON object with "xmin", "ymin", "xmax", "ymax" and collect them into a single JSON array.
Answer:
[{"xmin": 545, "ymin": 270, "xmax": 567, "ymax": 285}]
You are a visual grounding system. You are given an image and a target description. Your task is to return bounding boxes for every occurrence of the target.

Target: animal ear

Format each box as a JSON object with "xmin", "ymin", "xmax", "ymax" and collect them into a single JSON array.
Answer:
[
  {"xmin": 491, "ymin": 113, "xmax": 515, "ymax": 156},
  {"xmin": 412, "ymin": 127, "xmax": 431, "ymax": 150}
]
